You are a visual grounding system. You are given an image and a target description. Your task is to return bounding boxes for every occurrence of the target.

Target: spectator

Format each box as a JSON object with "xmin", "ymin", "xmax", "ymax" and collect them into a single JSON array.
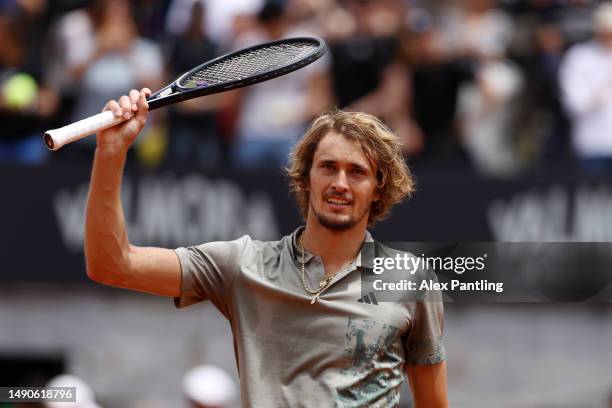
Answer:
[
  {"xmin": 132, "ymin": 0, "xmax": 172, "ymax": 41},
  {"xmin": 444, "ymin": 0, "xmax": 525, "ymax": 176},
  {"xmin": 519, "ymin": 18, "xmax": 571, "ymax": 164},
  {"xmin": 401, "ymin": 10, "xmax": 475, "ymax": 160},
  {"xmin": 0, "ymin": 4, "xmax": 58, "ymax": 164},
  {"xmin": 327, "ymin": 0, "xmax": 401, "ymax": 109},
  {"xmin": 165, "ymin": 0, "xmax": 262, "ymax": 50},
  {"xmin": 560, "ymin": 2, "xmax": 612, "ymax": 174},
  {"xmin": 230, "ymin": 0, "xmax": 332, "ymax": 170},
  {"xmin": 320, "ymin": 1, "xmax": 427, "ymax": 157},
  {"xmin": 54, "ymin": 0, "xmax": 164, "ymax": 158},
  {"xmin": 165, "ymin": 0, "xmax": 226, "ymax": 169},
  {"xmin": 45, "ymin": 374, "xmax": 102, "ymax": 408},
  {"xmin": 341, "ymin": 6, "xmax": 469, "ymax": 161},
  {"xmin": 182, "ymin": 365, "xmax": 237, "ymax": 408}
]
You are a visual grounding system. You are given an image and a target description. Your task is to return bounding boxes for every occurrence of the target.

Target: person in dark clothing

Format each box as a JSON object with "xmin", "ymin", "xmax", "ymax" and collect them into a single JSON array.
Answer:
[
  {"xmin": 165, "ymin": 1, "xmax": 226, "ymax": 169},
  {"xmin": 0, "ymin": 5, "xmax": 59, "ymax": 164},
  {"xmin": 400, "ymin": 22, "xmax": 474, "ymax": 159}
]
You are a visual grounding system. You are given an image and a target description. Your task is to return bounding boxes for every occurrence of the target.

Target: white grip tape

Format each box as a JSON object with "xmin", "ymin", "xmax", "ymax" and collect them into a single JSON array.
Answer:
[{"xmin": 44, "ymin": 110, "xmax": 126, "ymax": 151}]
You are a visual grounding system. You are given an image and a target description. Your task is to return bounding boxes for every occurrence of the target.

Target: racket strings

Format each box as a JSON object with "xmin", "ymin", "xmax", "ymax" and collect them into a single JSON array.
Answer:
[{"xmin": 179, "ymin": 41, "xmax": 319, "ymax": 89}]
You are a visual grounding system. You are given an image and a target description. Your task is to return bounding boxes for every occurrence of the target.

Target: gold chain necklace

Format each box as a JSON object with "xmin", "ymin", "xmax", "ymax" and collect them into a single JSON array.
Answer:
[{"xmin": 299, "ymin": 234, "xmax": 356, "ymax": 304}]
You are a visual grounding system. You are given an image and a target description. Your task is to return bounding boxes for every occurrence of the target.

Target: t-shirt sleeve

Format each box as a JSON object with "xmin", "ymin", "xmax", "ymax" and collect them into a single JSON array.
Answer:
[
  {"xmin": 173, "ymin": 235, "xmax": 250, "ymax": 315},
  {"xmin": 404, "ymin": 271, "xmax": 446, "ymax": 366}
]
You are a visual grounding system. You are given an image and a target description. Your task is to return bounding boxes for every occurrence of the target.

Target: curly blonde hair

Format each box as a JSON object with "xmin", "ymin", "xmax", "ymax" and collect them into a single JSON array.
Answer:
[{"xmin": 287, "ymin": 110, "xmax": 415, "ymax": 227}]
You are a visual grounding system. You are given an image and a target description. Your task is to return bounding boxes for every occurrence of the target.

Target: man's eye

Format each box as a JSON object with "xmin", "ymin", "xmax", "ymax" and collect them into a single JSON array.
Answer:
[{"xmin": 351, "ymin": 168, "xmax": 365, "ymax": 175}]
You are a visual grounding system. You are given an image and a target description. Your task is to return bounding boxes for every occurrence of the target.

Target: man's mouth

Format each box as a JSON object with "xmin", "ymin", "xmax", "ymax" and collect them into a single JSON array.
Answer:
[{"xmin": 325, "ymin": 196, "xmax": 351, "ymax": 206}]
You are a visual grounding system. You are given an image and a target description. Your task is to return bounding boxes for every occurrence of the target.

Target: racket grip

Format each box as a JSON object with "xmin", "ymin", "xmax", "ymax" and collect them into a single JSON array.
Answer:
[{"xmin": 44, "ymin": 110, "xmax": 126, "ymax": 151}]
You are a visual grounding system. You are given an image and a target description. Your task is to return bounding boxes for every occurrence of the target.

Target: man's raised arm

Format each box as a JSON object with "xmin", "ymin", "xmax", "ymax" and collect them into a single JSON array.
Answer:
[{"xmin": 85, "ymin": 88, "xmax": 181, "ymax": 297}]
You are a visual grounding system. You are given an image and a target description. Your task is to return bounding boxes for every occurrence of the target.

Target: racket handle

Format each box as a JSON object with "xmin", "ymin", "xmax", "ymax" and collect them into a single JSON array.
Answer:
[{"xmin": 44, "ymin": 110, "xmax": 126, "ymax": 151}]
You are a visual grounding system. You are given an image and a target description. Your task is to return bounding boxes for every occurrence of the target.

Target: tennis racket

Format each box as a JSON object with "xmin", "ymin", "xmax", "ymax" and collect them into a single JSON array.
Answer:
[{"xmin": 44, "ymin": 37, "xmax": 326, "ymax": 151}]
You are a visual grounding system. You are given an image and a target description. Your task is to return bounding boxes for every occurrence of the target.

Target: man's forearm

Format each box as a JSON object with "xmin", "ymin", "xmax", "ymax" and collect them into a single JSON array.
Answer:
[
  {"xmin": 85, "ymin": 146, "xmax": 131, "ymax": 284},
  {"xmin": 407, "ymin": 362, "xmax": 449, "ymax": 408}
]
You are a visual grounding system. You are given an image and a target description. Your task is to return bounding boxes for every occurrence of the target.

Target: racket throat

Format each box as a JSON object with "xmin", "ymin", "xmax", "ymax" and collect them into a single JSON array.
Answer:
[{"xmin": 147, "ymin": 85, "xmax": 183, "ymax": 110}]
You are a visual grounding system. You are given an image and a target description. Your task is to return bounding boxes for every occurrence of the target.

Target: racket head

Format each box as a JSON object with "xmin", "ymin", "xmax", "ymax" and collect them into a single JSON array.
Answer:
[{"xmin": 174, "ymin": 37, "xmax": 326, "ymax": 94}]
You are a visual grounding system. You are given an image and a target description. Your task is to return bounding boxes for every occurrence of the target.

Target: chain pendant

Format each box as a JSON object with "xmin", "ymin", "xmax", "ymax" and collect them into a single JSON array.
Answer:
[{"xmin": 299, "ymin": 233, "xmax": 358, "ymax": 305}]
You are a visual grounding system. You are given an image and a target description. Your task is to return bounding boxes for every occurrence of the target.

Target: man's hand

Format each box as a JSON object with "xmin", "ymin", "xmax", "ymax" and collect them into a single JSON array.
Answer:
[{"xmin": 97, "ymin": 88, "xmax": 151, "ymax": 154}]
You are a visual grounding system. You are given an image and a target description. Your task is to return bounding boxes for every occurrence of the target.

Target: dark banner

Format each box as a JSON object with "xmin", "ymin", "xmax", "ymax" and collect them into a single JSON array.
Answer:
[
  {"xmin": 360, "ymin": 242, "xmax": 612, "ymax": 303},
  {"xmin": 3, "ymin": 163, "xmax": 612, "ymax": 283}
]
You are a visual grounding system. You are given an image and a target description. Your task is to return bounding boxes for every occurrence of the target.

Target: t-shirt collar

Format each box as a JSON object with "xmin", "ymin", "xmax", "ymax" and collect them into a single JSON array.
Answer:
[{"xmin": 291, "ymin": 226, "xmax": 373, "ymax": 265}]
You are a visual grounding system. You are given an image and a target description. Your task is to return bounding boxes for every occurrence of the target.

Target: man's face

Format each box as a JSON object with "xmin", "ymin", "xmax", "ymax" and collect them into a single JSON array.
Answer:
[
  {"xmin": 597, "ymin": 30, "xmax": 612, "ymax": 48},
  {"xmin": 307, "ymin": 132, "xmax": 380, "ymax": 232}
]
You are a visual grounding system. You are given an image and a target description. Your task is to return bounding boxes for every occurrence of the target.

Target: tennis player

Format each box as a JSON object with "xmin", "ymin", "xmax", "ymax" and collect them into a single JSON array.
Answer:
[{"xmin": 85, "ymin": 88, "xmax": 448, "ymax": 407}]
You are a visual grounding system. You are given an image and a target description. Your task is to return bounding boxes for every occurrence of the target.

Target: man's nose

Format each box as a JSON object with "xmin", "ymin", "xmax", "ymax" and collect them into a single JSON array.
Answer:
[{"xmin": 331, "ymin": 170, "xmax": 349, "ymax": 192}]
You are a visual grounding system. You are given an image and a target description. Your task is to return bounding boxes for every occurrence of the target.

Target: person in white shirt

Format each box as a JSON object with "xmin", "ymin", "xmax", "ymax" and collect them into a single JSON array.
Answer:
[
  {"xmin": 182, "ymin": 365, "xmax": 237, "ymax": 407},
  {"xmin": 560, "ymin": 3, "xmax": 612, "ymax": 173}
]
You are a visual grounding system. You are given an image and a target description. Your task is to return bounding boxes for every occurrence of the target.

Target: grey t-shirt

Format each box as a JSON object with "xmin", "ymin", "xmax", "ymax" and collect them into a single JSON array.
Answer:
[{"xmin": 174, "ymin": 227, "xmax": 445, "ymax": 407}]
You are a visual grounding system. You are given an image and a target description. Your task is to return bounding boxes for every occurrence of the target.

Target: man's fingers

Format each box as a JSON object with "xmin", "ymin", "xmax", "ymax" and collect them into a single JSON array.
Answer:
[
  {"xmin": 104, "ymin": 100, "xmax": 123, "ymax": 117},
  {"xmin": 129, "ymin": 89, "xmax": 140, "ymax": 111},
  {"xmin": 119, "ymin": 95, "xmax": 132, "ymax": 119},
  {"xmin": 134, "ymin": 90, "xmax": 149, "ymax": 128},
  {"xmin": 103, "ymin": 87, "xmax": 151, "ymax": 120},
  {"xmin": 101, "ymin": 88, "xmax": 150, "ymax": 140},
  {"xmin": 138, "ymin": 89, "xmax": 149, "ymax": 109}
]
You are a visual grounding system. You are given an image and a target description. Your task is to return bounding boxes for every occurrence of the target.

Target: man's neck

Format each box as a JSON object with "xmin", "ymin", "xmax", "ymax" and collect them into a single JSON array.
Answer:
[{"xmin": 301, "ymin": 220, "xmax": 367, "ymax": 273}]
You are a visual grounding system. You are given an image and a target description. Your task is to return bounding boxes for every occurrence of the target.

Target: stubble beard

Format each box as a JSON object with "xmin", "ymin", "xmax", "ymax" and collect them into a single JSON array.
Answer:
[{"xmin": 310, "ymin": 199, "xmax": 371, "ymax": 232}]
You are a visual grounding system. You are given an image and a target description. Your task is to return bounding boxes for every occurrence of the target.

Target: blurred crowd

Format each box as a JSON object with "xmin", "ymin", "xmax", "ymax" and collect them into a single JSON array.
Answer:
[
  {"xmin": 41, "ymin": 366, "xmax": 238, "ymax": 407},
  {"xmin": 2, "ymin": 0, "xmax": 612, "ymax": 176}
]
